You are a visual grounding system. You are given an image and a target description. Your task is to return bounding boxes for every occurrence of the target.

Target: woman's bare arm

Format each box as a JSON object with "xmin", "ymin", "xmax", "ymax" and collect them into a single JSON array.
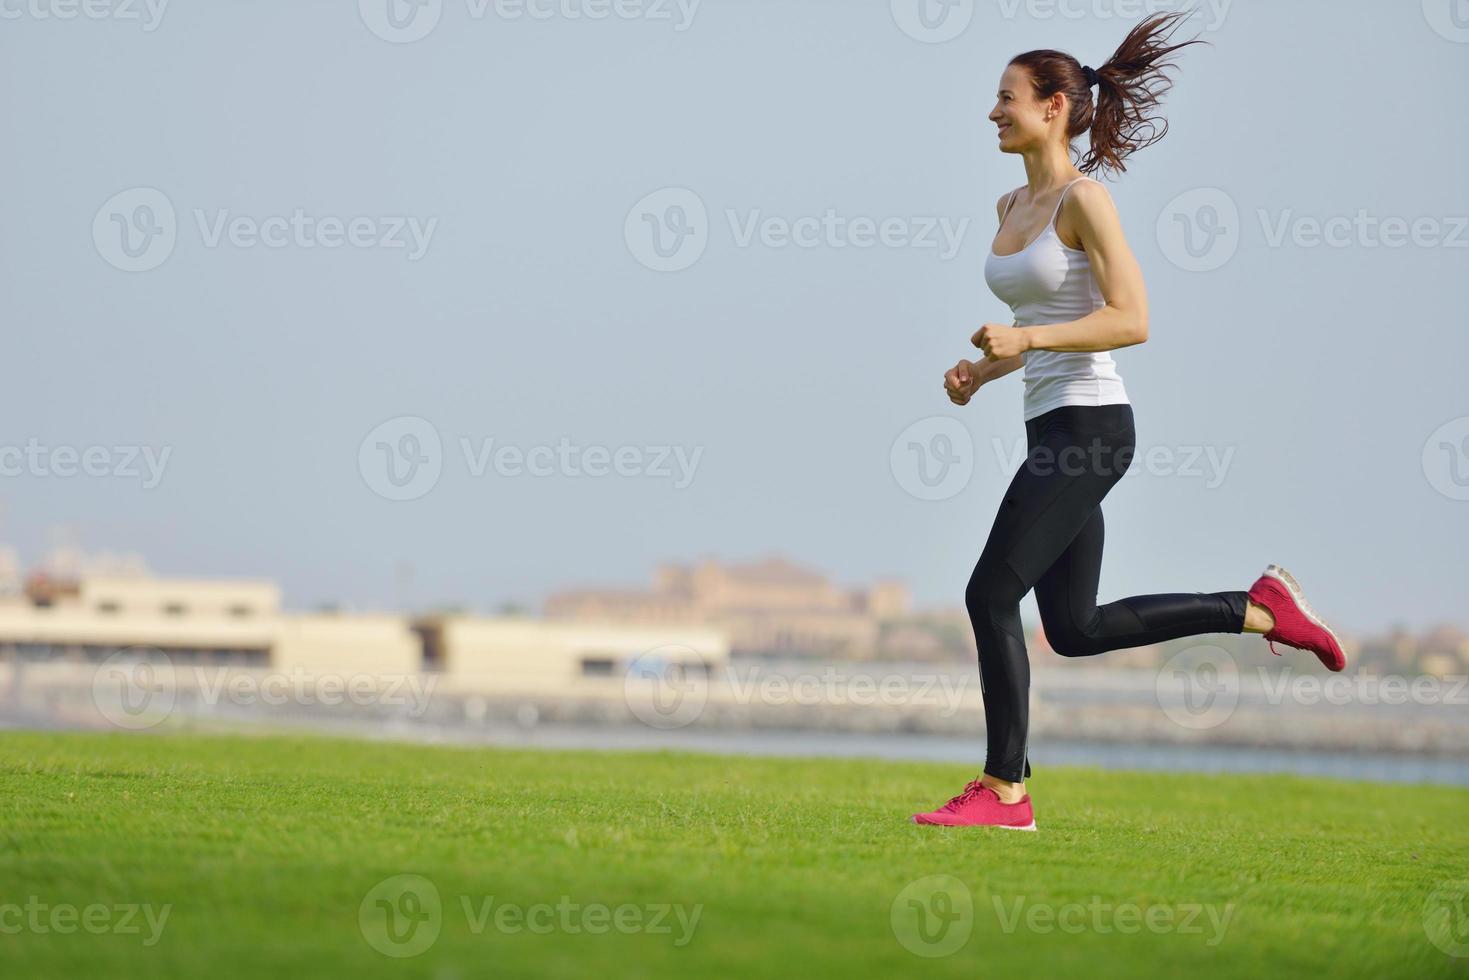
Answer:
[
  {"xmin": 1024, "ymin": 179, "xmax": 1149, "ymax": 352},
  {"xmin": 972, "ymin": 354, "xmax": 1024, "ymax": 385},
  {"xmin": 954, "ymin": 191, "xmax": 1027, "ymax": 391}
]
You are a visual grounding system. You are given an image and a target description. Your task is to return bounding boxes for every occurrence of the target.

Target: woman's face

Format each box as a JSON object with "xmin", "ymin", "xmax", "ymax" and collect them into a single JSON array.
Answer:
[{"xmin": 988, "ymin": 64, "xmax": 1054, "ymax": 154}]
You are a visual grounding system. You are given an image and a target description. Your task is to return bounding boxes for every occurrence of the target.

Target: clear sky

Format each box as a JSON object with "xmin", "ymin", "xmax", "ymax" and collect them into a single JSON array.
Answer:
[{"xmin": 2, "ymin": 0, "xmax": 1466, "ymax": 633}]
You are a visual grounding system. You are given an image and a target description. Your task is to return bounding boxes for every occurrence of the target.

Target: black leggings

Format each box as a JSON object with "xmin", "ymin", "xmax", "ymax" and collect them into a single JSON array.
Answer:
[{"xmin": 965, "ymin": 403, "xmax": 1248, "ymax": 782}]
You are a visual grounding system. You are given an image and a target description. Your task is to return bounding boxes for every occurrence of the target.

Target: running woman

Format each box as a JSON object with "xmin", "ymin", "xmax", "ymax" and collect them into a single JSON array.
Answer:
[{"xmin": 912, "ymin": 13, "xmax": 1345, "ymax": 832}]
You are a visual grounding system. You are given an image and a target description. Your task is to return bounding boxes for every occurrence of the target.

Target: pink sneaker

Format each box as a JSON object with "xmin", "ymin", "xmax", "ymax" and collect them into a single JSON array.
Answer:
[
  {"xmin": 911, "ymin": 779, "xmax": 1037, "ymax": 831},
  {"xmin": 1247, "ymin": 564, "xmax": 1346, "ymax": 672}
]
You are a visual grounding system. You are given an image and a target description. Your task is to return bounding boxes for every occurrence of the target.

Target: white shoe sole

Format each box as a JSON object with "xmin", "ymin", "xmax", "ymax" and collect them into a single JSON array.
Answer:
[
  {"xmin": 1262, "ymin": 563, "xmax": 1344, "ymax": 657},
  {"xmin": 911, "ymin": 817, "xmax": 1038, "ymax": 831}
]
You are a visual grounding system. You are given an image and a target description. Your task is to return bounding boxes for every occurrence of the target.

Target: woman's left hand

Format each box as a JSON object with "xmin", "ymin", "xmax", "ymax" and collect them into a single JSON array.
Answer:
[{"xmin": 972, "ymin": 322, "xmax": 1032, "ymax": 360}]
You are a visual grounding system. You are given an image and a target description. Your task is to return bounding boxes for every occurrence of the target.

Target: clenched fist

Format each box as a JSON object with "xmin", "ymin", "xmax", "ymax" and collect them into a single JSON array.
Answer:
[
  {"xmin": 943, "ymin": 359, "xmax": 981, "ymax": 406},
  {"xmin": 972, "ymin": 322, "xmax": 1031, "ymax": 360}
]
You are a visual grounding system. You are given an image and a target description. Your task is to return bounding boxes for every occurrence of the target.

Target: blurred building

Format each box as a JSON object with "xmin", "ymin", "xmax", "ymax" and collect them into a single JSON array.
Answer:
[
  {"xmin": 415, "ymin": 615, "xmax": 726, "ymax": 689},
  {"xmin": 1353, "ymin": 623, "xmax": 1469, "ymax": 677},
  {"xmin": 2, "ymin": 572, "xmax": 417, "ymax": 674},
  {"xmin": 545, "ymin": 556, "xmax": 912, "ymax": 659},
  {"xmin": 0, "ymin": 572, "xmax": 727, "ymax": 687}
]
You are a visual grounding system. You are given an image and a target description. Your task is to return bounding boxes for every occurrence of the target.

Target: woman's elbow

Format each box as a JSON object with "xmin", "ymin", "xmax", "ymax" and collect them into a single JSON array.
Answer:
[{"xmin": 1128, "ymin": 315, "xmax": 1149, "ymax": 346}]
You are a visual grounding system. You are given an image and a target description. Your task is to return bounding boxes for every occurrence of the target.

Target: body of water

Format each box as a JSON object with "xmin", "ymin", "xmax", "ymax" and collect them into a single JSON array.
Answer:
[{"xmin": 356, "ymin": 720, "xmax": 1469, "ymax": 787}]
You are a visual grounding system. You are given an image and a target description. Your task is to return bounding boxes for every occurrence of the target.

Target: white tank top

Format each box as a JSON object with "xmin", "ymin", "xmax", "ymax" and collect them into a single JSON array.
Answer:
[{"xmin": 982, "ymin": 176, "xmax": 1130, "ymax": 422}]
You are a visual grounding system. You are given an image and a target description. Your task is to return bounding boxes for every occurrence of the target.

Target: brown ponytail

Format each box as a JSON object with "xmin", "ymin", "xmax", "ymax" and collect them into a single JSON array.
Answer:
[{"xmin": 1009, "ymin": 11, "xmax": 1208, "ymax": 178}]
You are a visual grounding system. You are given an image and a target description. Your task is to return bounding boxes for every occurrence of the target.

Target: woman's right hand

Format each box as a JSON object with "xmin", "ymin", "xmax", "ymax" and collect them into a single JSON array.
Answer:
[{"xmin": 944, "ymin": 359, "xmax": 981, "ymax": 406}]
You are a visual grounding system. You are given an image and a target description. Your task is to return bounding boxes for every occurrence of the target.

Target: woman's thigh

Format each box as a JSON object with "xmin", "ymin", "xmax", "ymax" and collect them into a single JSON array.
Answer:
[{"xmin": 976, "ymin": 407, "xmax": 1134, "ymax": 592}]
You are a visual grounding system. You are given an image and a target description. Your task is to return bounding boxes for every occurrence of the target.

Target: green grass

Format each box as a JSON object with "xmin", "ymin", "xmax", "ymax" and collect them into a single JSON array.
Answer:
[{"xmin": 1, "ymin": 731, "xmax": 1466, "ymax": 979}]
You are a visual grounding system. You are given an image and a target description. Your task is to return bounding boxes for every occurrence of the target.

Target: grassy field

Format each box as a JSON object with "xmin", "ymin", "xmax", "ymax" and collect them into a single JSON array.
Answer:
[{"xmin": 1, "ymin": 731, "xmax": 1466, "ymax": 978}]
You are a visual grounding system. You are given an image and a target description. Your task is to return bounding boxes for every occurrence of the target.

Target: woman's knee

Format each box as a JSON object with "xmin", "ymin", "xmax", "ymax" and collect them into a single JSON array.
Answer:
[
  {"xmin": 1043, "ymin": 623, "xmax": 1105, "ymax": 658},
  {"xmin": 965, "ymin": 559, "xmax": 1026, "ymax": 625}
]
